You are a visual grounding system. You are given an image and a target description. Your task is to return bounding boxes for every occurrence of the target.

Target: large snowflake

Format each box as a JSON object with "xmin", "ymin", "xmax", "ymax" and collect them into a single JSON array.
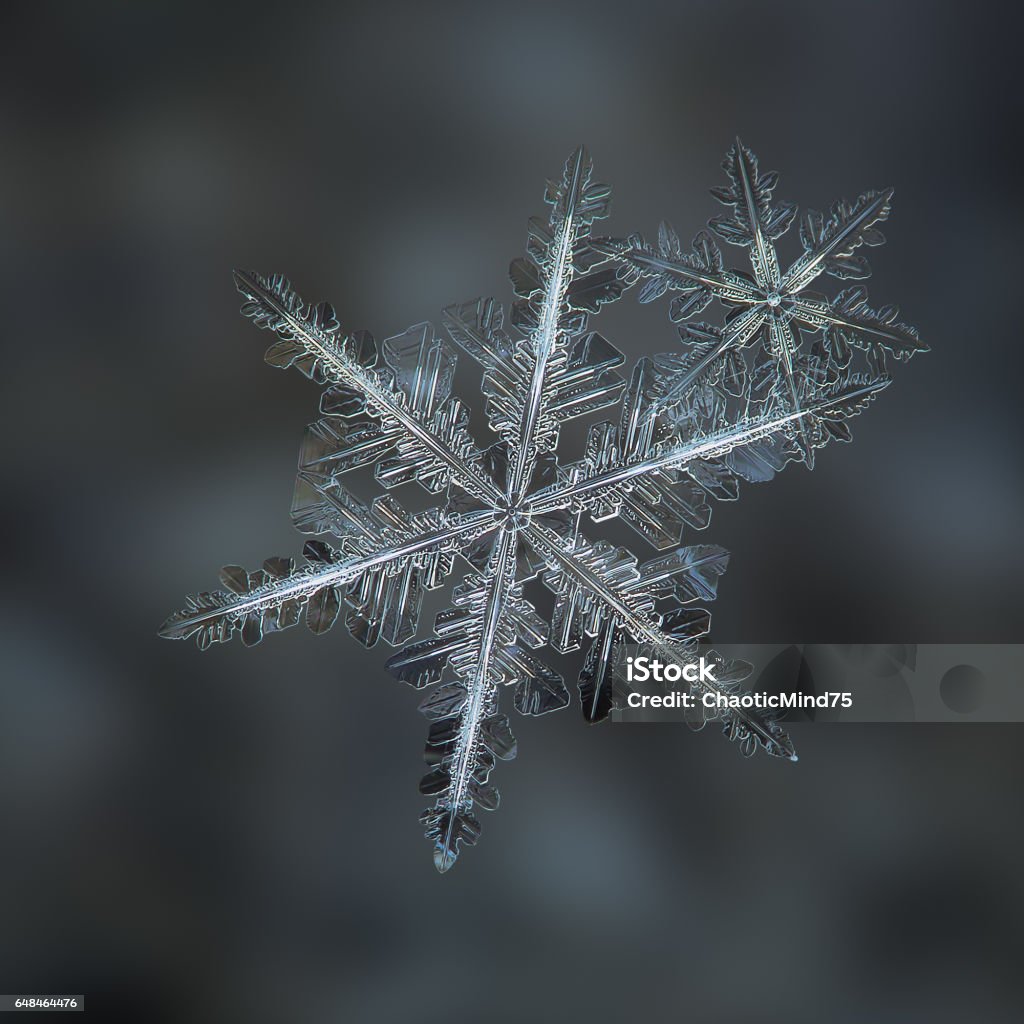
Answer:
[{"xmin": 161, "ymin": 144, "xmax": 925, "ymax": 871}]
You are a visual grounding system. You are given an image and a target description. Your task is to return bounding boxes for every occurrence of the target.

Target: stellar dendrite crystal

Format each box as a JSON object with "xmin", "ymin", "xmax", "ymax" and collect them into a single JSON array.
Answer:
[{"xmin": 161, "ymin": 143, "xmax": 925, "ymax": 870}]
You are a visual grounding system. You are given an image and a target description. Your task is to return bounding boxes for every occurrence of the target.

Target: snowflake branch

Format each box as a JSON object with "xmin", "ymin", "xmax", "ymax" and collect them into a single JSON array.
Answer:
[
  {"xmin": 423, "ymin": 525, "xmax": 520, "ymax": 871},
  {"xmin": 645, "ymin": 305, "xmax": 764, "ymax": 420},
  {"xmin": 160, "ymin": 509, "xmax": 499, "ymax": 647},
  {"xmin": 611, "ymin": 246, "xmax": 761, "ymax": 304},
  {"xmin": 234, "ymin": 270, "xmax": 503, "ymax": 505},
  {"xmin": 526, "ymin": 376, "xmax": 890, "ymax": 516},
  {"xmin": 592, "ymin": 223, "xmax": 761, "ymax": 327},
  {"xmin": 782, "ymin": 189, "xmax": 893, "ymax": 294},
  {"xmin": 731, "ymin": 139, "xmax": 782, "ymax": 290},
  {"xmin": 708, "ymin": 139, "xmax": 795, "ymax": 290},
  {"xmin": 767, "ymin": 314, "xmax": 814, "ymax": 468},
  {"xmin": 788, "ymin": 293, "xmax": 927, "ymax": 360},
  {"xmin": 523, "ymin": 522, "xmax": 796, "ymax": 759},
  {"xmin": 508, "ymin": 147, "xmax": 597, "ymax": 503}
]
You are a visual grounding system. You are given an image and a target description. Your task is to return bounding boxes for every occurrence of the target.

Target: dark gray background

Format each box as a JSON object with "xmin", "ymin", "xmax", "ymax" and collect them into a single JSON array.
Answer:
[{"xmin": 2, "ymin": 2, "xmax": 1022, "ymax": 1021}]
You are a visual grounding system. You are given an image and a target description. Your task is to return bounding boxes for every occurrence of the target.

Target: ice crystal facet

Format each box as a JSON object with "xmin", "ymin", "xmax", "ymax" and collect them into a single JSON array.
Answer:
[{"xmin": 161, "ymin": 145, "xmax": 925, "ymax": 871}]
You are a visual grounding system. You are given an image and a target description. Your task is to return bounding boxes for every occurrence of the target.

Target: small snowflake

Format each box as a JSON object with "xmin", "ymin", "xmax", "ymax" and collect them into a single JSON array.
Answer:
[{"xmin": 161, "ymin": 145, "xmax": 925, "ymax": 870}]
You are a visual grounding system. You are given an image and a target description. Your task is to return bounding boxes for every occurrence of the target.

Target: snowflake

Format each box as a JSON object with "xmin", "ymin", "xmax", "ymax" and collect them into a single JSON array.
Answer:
[
  {"xmin": 602, "ymin": 140, "xmax": 926, "ymax": 466},
  {"xmin": 161, "ymin": 144, "xmax": 925, "ymax": 871}
]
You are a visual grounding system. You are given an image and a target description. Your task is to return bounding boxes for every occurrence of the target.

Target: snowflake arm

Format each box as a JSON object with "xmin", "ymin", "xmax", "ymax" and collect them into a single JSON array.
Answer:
[
  {"xmin": 234, "ymin": 270, "xmax": 503, "ymax": 502},
  {"xmin": 594, "ymin": 225, "xmax": 762, "ymax": 312},
  {"xmin": 506, "ymin": 146, "xmax": 593, "ymax": 502},
  {"xmin": 389, "ymin": 521, "xmax": 573, "ymax": 870},
  {"xmin": 447, "ymin": 146, "xmax": 634, "ymax": 500},
  {"xmin": 786, "ymin": 287, "xmax": 924, "ymax": 364},
  {"xmin": 159, "ymin": 507, "xmax": 499, "ymax": 649},
  {"xmin": 708, "ymin": 136, "xmax": 794, "ymax": 289},
  {"xmin": 523, "ymin": 522, "xmax": 795, "ymax": 759},
  {"xmin": 782, "ymin": 187, "xmax": 893, "ymax": 292},
  {"xmin": 527, "ymin": 373, "xmax": 891, "ymax": 519},
  {"xmin": 414, "ymin": 525, "xmax": 520, "ymax": 872}
]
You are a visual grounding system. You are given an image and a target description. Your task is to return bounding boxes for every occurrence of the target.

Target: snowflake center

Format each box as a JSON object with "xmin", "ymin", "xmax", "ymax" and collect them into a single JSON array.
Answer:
[
  {"xmin": 765, "ymin": 291, "xmax": 782, "ymax": 308},
  {"xmin": 498, "ymin": 497, "xmax": 531, "ymax": 527}
]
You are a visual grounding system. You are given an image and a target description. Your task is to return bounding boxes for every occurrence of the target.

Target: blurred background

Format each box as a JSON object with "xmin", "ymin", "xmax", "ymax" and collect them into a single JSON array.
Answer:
[{"xmin": 2, "ymin": 1, "xmax": 1023, "ymax": 1020}]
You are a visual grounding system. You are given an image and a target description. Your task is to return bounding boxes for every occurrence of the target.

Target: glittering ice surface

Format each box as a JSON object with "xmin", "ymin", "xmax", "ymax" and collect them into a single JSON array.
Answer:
[{"xmin": 161, "ymin": 145, "xmax": 925, "ymax": 871}]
